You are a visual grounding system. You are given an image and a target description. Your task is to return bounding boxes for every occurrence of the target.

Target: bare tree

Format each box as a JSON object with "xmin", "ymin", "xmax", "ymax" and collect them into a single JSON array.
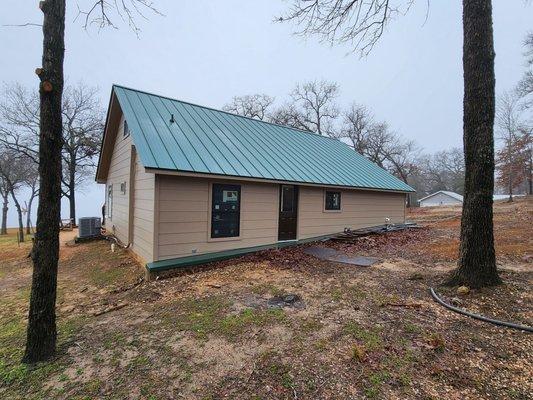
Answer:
[
  {"xmin": 279, "ymin": 0, "xmax": 501, "ymax": 287},
  {"xmin": 290, "ymin": 80, "xmax": 340, "ymax": 136},
  {"xmin": 268, "ymin": 102, "xmax": 309, "ymax": 130},
  {"xmin": 22, "ymin": 0, "xmax": 161, "ymax": 364},
  {"xmin": 363, "ymin": 122, "xmax": 396, "ymax": 168},
  {"xmin": 0, "ymin": 83, "xmax": 104, "ymax": 224},
  {"xmin": 24, "ymin": 166, "xmax": 39, "ymax": 235},
  {"xmin": 0, "ymin": 149, "xmax": 31, "ymax": 242},
  {"xmin": 61, "ymin": 84, "xmax": 104, "ymax": 224},
  {"xmin": 222, "ymin": 94, "xmax": 275, "ymax": 120},
  {"xmin": 517, "ymin": 32, "xmax": 533, "ymax": 109},
  {"xmin": 496, "ymin": 92, "xmax": 523, "ymax": 201},
  {"xmin": 338, "ymin": 104, "xmax": 374, "ymax": 154},
  {"xmin": 0, "ymin": 84, "xmax": 40, "ymax": 163}
]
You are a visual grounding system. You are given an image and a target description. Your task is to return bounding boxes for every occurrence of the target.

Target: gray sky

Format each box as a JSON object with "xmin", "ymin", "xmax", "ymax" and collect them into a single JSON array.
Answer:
[{"xmin": 1, "ymin": 0, "xmax": 531, "ymax": 226}]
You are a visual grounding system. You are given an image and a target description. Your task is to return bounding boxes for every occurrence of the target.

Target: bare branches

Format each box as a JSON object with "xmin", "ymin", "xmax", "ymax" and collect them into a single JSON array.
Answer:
[
  {"xmin": 75, "ymin": 0, "xmax": 163, "ymax": 35},
  {"xmin": 1, "ymin": 23, "xmax": 43, "ymax": 28},
  {"xmin": 0, "ymin": 82, "xmax": 104, "ymax": 221},
  {"xmin": 278, "ymin": 0, "xmax": 414, "ymax": 56},
  {"xmin": 222, "ymin": 94, "xmax": 275, "ymax": 121},
  {"xmin": 290, "ymin": 80, "xmax": 339, "ymax": 135},
  {"xmin": 516, "ymin": 32, "xmax": 533, "ymax": 109}
]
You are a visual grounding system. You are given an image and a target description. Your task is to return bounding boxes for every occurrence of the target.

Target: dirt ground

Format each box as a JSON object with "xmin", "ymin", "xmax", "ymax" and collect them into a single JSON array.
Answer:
[{"xmin": 0, "ymin": 199, "xmax": 531, "ymax": 400}]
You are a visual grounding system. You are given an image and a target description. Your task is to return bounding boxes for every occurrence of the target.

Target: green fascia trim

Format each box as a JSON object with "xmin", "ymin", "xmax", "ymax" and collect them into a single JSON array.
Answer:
[{"xmin": 146, "ymin": 234, "xmax": 334, "ymax": 273}]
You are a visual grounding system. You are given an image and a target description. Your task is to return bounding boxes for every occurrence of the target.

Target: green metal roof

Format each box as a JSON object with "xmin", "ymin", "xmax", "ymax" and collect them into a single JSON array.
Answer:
[{"xmin": 112, "ymin": 85, "xmax": 414, "ymax": 192}]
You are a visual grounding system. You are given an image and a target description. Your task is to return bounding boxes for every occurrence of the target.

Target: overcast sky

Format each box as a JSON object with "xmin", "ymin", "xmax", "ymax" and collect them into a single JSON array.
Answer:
[{"xmin": 1, "ymin": 0, "xmax": 531, "ymax": 226}]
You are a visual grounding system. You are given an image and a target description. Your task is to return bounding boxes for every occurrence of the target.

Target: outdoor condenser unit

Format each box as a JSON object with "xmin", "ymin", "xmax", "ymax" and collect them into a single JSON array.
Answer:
[{"xmin": 78, "ymin": 217, "xmax": 102, "ymax": 238}]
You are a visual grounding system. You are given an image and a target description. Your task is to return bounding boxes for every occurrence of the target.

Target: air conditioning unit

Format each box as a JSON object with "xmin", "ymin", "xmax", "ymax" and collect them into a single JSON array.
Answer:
[{"xmin": 78, "ymin": 217, "xmax": 102, "ymax": 238}]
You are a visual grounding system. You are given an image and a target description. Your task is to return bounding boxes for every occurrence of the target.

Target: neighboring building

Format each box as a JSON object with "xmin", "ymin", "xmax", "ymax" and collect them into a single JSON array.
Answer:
[
  {"xmin": 419, "ymin": 191, "xmax": 463, "ymax": 207},
  {"xmin": 96, "ymin": 85, "xmax": 414, "ymax": 274},
  {"xmin": 418, "ymin": 191, "xmax": 525, "ymax": 207}
]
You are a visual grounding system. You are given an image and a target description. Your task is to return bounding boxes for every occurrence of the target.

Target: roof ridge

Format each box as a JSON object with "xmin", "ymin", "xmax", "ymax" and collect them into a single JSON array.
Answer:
[{"xmin": 111, "ymin": 84, "xmax": 342, "ymax": 143}]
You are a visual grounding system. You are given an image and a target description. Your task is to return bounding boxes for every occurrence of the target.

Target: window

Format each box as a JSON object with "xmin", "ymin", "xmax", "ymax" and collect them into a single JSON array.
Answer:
[
  {"xmin": 107, "ymin": 184, "xmax": 113, "ymax": 218},
  {"xmin": 211, "ymin": 184, "xmax": 241, "ymax": 238},
  {"xmin": 325, "ymin": 191, "xmax": 341, "ymax": 211},
  {"xmin": 120, "ymin": 182, "xmax": 126, "ymax": 195},
  {"xmin": 281, "ymin": 185, "xmax": 295, "ymax": 212},
  {"xmin": 123, "ymin": 120, "xmax": 130, "ymax": 138}
]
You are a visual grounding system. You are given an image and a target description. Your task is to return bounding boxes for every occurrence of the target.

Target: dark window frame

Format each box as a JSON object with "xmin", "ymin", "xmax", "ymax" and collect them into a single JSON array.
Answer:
[
  {"xmin": 123, "ymin": 120, "xmax": 130, "ymax": 138},
  {"xmin": 325, "ymin": 190, "xmax": 341, "ymax": 211},
  {"xmin": 210, "ymin": 183, "xmax": 241, "ymax": 239}
]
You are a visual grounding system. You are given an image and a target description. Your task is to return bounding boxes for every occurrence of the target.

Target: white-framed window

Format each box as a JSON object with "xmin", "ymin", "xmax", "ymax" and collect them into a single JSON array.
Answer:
[
  {"xmin": 107, "ymin": 184, "xmax": 113, "ymax": 218},
  {"xmin": 120, "ymin": 182, "xmax": 126, "ymax": 195},
  {"xmin": 325, "ymin": 191, "xmax": 341, "ymax": 211}
]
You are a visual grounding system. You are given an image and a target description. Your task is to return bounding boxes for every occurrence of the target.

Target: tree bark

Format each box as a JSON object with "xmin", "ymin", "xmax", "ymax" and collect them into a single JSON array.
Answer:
[
  {"xmin": 23, "ymin": 0, "xmax": 65, "ymax": 364},
  {"xmin": 1, "ymin": 193, "xmax": 8, "ymax": 235},
  {"xmin": 26, "ymin": 193, "xmax": 36, "ymax": 235},
  {"xmin": 9, "ymin": 190, "xmax": 24, "ymax": 242},
  {"xmin": 68, "ymin": 163, "xmax": 76, "ymax": 224},
  {"xmin": 448, "ymin": 0, "xmax": 501, "ymax": 288}
]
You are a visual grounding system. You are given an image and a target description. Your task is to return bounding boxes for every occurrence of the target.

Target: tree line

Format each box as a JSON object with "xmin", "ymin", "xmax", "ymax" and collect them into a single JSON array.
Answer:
[
  {"xmin": 495, "ymin": 33, "xmax": 533, "ymax": 200},
  {"xmin": 0, "ymin": 82, "xmax": 104, "ymax": 240},
  {"xmin": 223, "ymin": 80, "xmax": 466, "ymax": 205}
]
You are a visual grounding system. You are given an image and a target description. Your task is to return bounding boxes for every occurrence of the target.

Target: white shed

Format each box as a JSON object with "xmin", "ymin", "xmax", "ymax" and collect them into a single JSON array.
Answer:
[{"xmin": 418, "ymin": 191, "xmax": 463, "ymax": 207}]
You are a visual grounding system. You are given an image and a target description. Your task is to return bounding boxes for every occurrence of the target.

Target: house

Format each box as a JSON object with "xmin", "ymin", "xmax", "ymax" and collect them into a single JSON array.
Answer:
[
  {"xmin": 418, "ymin": 191, "xmax": 463, "ymax": 207},
  {"xmin": 95, "ymin": 85, "xmax": 414, "ymax": 275}
]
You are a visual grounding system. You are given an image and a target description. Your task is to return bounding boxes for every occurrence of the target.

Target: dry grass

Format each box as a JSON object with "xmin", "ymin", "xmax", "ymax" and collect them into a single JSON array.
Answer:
[{"xmin": 0, "ymin": 199, "xmax": 531, "ymax": 399}]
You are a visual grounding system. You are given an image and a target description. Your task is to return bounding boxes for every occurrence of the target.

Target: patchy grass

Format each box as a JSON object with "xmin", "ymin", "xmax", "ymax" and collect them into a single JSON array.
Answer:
[{"xmin": 0, "ymin": 200, "xmax": 531, "ymax": 399}]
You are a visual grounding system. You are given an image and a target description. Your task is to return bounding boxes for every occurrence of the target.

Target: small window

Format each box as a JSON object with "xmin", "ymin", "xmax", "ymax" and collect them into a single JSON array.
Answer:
[
  {"xmin": 281, "ymin": 185, "xmax": 295, "ymax": 212},
  {"xmin": 211, "ymin": 184, "xmax": 241, "ymax": 238},
  {"xmin": 107, "ymin": 184, "xmax": 113, "ymax": 219},
  {"xmin": 123, "ymin": 120, "xmax": 130, "ymax": 138},
  {"xmin": 120, "ymin": 182, "xmax": 126, "ymax": 195},
  {"xmin": 325, "ymin": 191, "xmax": 341, "ymax": 211}
]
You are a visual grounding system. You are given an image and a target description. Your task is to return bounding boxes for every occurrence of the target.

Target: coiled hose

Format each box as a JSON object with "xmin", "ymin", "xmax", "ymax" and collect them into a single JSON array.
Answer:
[{"xmin": 430, "ymin": 288, "xmax": 533, "ymax": 333}]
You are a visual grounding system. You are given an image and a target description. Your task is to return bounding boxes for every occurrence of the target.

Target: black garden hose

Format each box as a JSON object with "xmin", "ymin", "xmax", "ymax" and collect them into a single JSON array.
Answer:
[{"xmin": 430, "ymin": 288, "xmax": 533, "ymax": 333}]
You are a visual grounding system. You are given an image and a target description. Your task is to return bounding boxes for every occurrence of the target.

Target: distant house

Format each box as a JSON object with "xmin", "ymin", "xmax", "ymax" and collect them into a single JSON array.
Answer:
[
  {"xmin": 95, "ymin": 85, "xmax": 414, "ymax": 274},
  {"xmin": 419, "ymin": 191, "xmax": 463, "ymax": 207}
]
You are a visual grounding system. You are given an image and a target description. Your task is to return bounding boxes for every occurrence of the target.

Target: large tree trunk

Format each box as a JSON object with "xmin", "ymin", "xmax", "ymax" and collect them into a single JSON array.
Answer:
[
  {"xmin": 448, "ymin": 0, "xmax": 501, "ymax": 288},
  {"xmin": 23, "ymin": 0, "xmax": 65, "ymax": 364},
  {"xmin": 1, "ymin": 194, "xmax": 8, "ymax": 235}
]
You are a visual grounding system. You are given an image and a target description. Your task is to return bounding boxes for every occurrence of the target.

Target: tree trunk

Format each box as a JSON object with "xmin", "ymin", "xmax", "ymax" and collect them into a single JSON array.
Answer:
[
  {"xmin": 26, "ymin": 194, "xmax": 36, "ymax": 235},
  {"xmin": 1, "ymin": 194, "xmax": 8, "ymax": 235},
  {"xmin": 23, "ymin": 0, "xmax": 65, "ymax": 364},
  {"xmin": 448, "ymin": 0, "xmax": 501, "ymax": 288},
  {"xmin": 9, "ymin": 191, "xmax": 24, "ymax": 243},
  {"xmin": 68, "ymin": 165, "xmax": 76, "ymax": 225},
  {"xmin": 508, "ymin": 144, "xmax": 513, "ymax": 202}
]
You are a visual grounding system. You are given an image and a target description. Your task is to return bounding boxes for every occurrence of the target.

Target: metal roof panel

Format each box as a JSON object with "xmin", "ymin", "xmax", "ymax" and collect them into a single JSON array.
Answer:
[{"xmin": 112, "ymin": 85, "xmax": 415, "ymax": 193}]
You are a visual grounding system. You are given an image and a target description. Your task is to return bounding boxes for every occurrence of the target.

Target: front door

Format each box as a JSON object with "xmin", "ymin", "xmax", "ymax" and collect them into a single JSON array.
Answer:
[{"xmin": 278, "ymin": 185, "xmax": 298, "ymax": 241}]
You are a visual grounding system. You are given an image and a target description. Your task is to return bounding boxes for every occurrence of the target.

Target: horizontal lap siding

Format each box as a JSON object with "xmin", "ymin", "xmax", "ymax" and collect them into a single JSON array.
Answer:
[
  {"xmin": 132, "ymin": 156, "xmax": 155, "ymax": 263},
  {"xmin": 155, "ymin": 175, "xmax": 406, "ymax": 261},
  {"xmin": 298, "ymin": 187, "xmax": 405, "ymax": 239},
  {"xmin": 105, "ymin": 115, "xmax": 131, "ymax": 244},
  {"xmin": 157, "ymin": 176, "xmax": 279, "ymax": 260}
]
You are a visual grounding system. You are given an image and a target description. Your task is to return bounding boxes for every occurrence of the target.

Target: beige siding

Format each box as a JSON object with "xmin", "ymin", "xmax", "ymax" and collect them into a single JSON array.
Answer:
[
  {"xmin": 157, "ymin": 176, "xmax": 279, "ymax": 260},
  {"xmin": 104, "ymin": 114, "xmax": 155, "ymax": 263},
  {"xmin": 131, "ymin": 154, "xmax": 155, "ymax": 263},
  {"xmin": 156, "ymin": 175, "xmax": 406, "ymax": 261},
  {"xmin": 297, "ymin": 186, "xmax": 405, "ymax": 239},
  {"xmin": 105, "ymin": 115, "xmax": 131, "ymax": 243}
]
